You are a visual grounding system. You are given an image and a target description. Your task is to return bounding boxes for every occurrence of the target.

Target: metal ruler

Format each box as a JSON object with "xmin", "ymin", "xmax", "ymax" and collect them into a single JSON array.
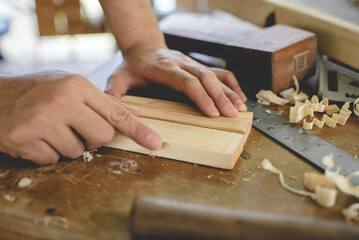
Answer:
[{"xmin": 246, "ymin": 100, "xmax": 359, "ymax": 179}]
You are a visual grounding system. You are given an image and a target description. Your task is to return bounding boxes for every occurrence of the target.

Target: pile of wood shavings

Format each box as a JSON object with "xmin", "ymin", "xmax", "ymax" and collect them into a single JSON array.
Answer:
[
  {"xmin": 289, "ymin": 97, "xmax": 352, "ymax": 130},
  {"xmin": 261, "ymin": 155, "xmax": 359, "ymax": 221},
  {"xmin": 256, "ymin": 75, "xmax": 357, "ymax": 130}
]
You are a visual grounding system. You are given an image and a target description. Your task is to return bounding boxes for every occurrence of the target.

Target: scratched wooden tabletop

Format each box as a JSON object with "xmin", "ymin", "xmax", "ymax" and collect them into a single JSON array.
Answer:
[{"xmin": 0, "ymin": 101, "xmax": 358, "ymax": 239}]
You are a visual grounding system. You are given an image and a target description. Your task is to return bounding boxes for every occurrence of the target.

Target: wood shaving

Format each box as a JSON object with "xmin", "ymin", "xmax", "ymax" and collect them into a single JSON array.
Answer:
[
  {"xmin": 3, "ymin": 195, "xmax": 15, "ymax": 202},
  {"xmin": 256, "ymin": 90, "xmax": 289, "ymax": 106},
  {"xmin": 313, "ymin": 118, "xmax": 324, "ymax": 128},
  {"xmin": 18, "ymin": 178, "xmax": 32, "ymax": 188},
  {"xmin": 322, "ymin": 114, "xmax": 337, "ymax": 128},
  {"xmin": 304, "ymin": 172, "xmax": 335, "ymax": 191},
  {"xmin": 82, "ymin": 151, "xmax": 94, "ymax": 162},
  {"xmin": 303, "ymin": 119, "xmax": 313, "ymax": 130},
  {"xmin": 289, "ymin": 92, "xmax": 309, "ymax": 105},
  {"xmin": 311, "ymin": 95, "xmax": 319, "ymax": 103},
  {"xmin": 279, "ymin": 87, "xmax": 295, "ymax": 99},
  {"xmin": 354, "ymin": 97, "xmax": 359, "ymax": 117},
  {"xmin": 325, "ymin": 104, "xmax": 340, "ymax": 116},
  {"xmin": 343, "ymin": 203, "xmax": 359, "ymax": 221},
  {"xmin": 261, "ymin": 159, "xmax": 337, "ymax": 207},
  {"xmin": 289, "ymin": 97, "xmax": 351, "ymax": 129}
]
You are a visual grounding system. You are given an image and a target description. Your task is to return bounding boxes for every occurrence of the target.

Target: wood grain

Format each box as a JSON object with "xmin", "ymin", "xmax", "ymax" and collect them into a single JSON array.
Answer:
[
  {"xmin": 121, "ymin": 95, "xmax": 253, "ymax": 141},
  {"xmin": 107, "ymin": 118, "xmax": 244, "ymax": 170},
  {"xmin": 107, "ymin": 96, "xmax": 253, "ymax": 169}
]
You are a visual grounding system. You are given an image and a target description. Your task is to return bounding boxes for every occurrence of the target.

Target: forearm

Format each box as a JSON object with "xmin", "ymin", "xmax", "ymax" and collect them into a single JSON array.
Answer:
[{"xmin": 99, "ymin": 0, "xmax": 166, "ymax": 55}]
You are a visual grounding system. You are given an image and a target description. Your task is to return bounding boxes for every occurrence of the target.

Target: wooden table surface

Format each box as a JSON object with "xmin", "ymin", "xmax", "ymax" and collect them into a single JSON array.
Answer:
[
  {"xmin": 0, "ymin": 102, "xmax": 358, "ymax": 239},
  {"xmin": 0, "ymin": 55, "xmax": 359, "ymax": 239}
]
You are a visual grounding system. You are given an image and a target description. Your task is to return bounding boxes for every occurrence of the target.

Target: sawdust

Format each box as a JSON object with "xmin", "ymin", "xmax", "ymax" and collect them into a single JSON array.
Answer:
[
  {"xmin": 106, "ymin": 158, "xmax": 138, "ymax": 175},
  {"xmin": 18, "ymin": 178, "xmax": 32, "ymax": 188},
  {"xmin": 3, "ymin": 195, "xmax": 15, "ymax": 202}
]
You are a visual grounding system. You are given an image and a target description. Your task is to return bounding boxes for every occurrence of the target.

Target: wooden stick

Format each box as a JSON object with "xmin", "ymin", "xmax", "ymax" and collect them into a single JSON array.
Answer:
[{"xmin": 130, "ymin": 195, "xmax": 359, "ymax": 240}]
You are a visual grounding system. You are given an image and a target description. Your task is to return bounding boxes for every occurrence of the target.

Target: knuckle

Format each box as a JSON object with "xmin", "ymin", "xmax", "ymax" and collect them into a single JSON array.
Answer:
[
  {"xmin": 157, "ymin": 58, "xmax": 175, "ymax": 68},
  {"xmin": 28, "ymin": 112, "xmax": 50, "ymax": 127},
  {"xmin": 48, "ymin": 93, "xmax": 72, "ymax": 109},
  {"xmin": 97, "ymin": 127, "xmax": 115, "ymax": 146},
  {"xmin": 110, "ymin": 103, "xmax": 131, "ymax": 123},
  {"xmin": 200, "ymin": 70, "xmax": 216, "ymax": 79},
  {"xmin": 63, "ymin": 74, "xmax": 89, "ymax": 89}
]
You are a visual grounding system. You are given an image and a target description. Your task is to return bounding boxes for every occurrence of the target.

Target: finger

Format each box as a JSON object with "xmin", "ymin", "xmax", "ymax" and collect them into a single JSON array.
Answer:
[
  {"xmin": 20, "ymin": 140, "xmax": 60, "ymax": 165},
  {"xmin": 181, "ymin": 64, "xmax": 238, "ymax": 117},
  {"xmin": 68, "ymin": 104, "xmax": 115, "ymax": 150},
  {"xmin": 210, "ymin": 68, "xmax": 247, "ymax": 102},
  {"xmin": 150, "ymin": 66, "xmax": 221, "ymax": 117},
  {"xmin": 84, "ymin": 92, "xmax": 162, "ymax": 150},
  {"xmin": 107, "ymin": 94, "xmax": 140, "ymax": 117},
  {"xmin": 45, "ymin": 126, "xmax": 85, "ymax": 159},
  {"xmin": 105, "ymin": 69, "xmax": 133, "ymax": 98},
  {"xmin": 221, "ymin": 83, "xmax": 247, "ymax": 112}
]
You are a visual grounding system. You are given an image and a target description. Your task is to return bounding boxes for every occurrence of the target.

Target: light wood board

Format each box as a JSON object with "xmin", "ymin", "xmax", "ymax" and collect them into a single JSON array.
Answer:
[{"xmin": 106, "ymin": 96, "xmax": 253, "ymax": 169}]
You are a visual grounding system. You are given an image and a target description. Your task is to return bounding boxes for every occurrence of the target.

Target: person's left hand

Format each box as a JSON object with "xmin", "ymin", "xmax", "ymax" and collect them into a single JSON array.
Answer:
[{"xmin": 105, "ymin": 46, "xmax": 247, "ymax": 118}]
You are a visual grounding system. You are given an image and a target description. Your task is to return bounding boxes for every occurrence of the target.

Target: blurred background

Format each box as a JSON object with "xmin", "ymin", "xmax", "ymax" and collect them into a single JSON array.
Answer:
[
  {"xmin": 0, "ymin": 0, "xmax": 358, "ymax": 77},
  {"xmin": 0, "ymin": 0, "xmax": 211, "ymax": 76}
]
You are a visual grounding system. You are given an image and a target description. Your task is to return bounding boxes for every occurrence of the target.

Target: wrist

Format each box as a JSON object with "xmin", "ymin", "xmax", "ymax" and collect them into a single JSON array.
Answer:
[{"xmin": 122, "ymin": 38, "xmax": 168, "ymax": 58}]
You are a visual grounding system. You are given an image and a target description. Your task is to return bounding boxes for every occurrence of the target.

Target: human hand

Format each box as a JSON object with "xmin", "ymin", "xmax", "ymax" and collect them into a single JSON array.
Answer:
[
  {"xmin": 105, "ymin": 44, "xmax": 247, "ymax": 118},
  {"xmin": 0, "ymin": 71, "xmax": 162, "ymax": 165}
]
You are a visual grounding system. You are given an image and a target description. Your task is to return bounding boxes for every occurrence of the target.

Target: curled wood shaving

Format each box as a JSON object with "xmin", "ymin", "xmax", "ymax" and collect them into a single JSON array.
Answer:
[
  {"xmin": 323, "ymin": 154, "xmax": 359, "ymax": 198},
  {"xmin": 354, "ymin": 98, "xmax": 359, "ymax": 117},
  {"xmin": 303, "ymin": 119, "xmax": 313, "ymax": 130},
  {"xmin": 313, "ymin": 118, "xmax": 324, "ymax": 128},
  {"xmin": 311, "ymin": 95, "xmax": 319, "ymax": 103},
  {"xmin": 293, "ymin": 75, "xmax": 300, "ymax": 95},
  {"xmin": 288, "ymin": 76, "xmax": 308, "ymax": 104},
  {"xmin": 279, "ymin": 87, "xmax": 295, "ymax": 99},
  {"xmin": 289, "ymin": 97, "xmax": 351, "ymax": 129},
  {"xmin": 325, "ymin": 105, "xmax": 340, "ymax": 116},
  {"xmin": 256, "ymin": 90, "xmax": 289, "ymax": 106},
  {"xmin": 322, "ymin": 114, "xmax": 337, "ymax": 128},
  {"xmin": 261, "ymin": 159, "xmax": 337, "ymax": 207},
  {"xmin": 343, "ymin": 203, "xmax": 359, "ymax": 221},
  {"xmin": 289, "ymin": 92, "xmax": 309, "ymax": 105},
  {"xmin": 304, "ymin": 172, "xmax": 335, "ymax": 191}
]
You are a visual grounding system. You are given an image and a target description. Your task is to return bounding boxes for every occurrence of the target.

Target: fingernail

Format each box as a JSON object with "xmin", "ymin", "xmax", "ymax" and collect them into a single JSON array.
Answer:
[
  {"xmin": 234, "ymin": 99, "xmax": 247, "ymax": 112},
  {"xmin": 240, "ymin": 92, "xmax": 248, "ymax": 102},
  {"xmin": 146, "ymin": 133, "xmax": 163, "ymax": 150},
  {"xmin": 224, "ymin": 102, "xmax": 238, "ymax": 114},
  {"xmin": 238, "ymin": 104, "xmax": 247, "ymax": 112},
  {"xmin": 209, "ymin": 103, "xmax": 220, "ymax": 117},
  {"xmin": 233, "ymin": 99, "xmax": 244, "ymax": 109}
]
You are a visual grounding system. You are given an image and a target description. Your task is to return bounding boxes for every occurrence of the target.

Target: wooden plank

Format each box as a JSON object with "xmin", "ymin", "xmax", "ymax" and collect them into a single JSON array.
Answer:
[
  {"xmin": 106, "ymin": 118, "xmax": 244, "ymax": 170},
  {"xmin": 208, "ymin": 0, "xmax": 359, "ymax": 70},
  {"xmin": 121, "ymin": 95, "xmax": 253, "ymax": 141}
]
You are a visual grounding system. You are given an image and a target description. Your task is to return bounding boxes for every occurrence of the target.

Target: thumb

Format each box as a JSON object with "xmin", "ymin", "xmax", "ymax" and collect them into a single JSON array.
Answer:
[{"xmin": 105, "ymin": 68, "xmax": 133, "ymax": 98}]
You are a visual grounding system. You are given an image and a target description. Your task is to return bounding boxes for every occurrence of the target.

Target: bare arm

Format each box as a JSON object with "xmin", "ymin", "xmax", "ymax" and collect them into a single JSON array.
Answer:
[{"xmin": 99, "ymin": 0, "xmax": 165, "ymax": 54}]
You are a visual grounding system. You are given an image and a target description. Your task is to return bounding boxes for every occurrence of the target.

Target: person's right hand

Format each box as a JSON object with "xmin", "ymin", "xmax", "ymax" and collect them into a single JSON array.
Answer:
[{"xmin": 0, "ymin": 70, "xmax": 162, "ymax": 165}]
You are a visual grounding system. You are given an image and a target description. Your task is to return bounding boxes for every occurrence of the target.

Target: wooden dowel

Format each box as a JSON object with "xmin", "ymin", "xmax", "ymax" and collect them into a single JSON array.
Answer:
[{"xmin": 130, "ymin": 195, "xmax": 359, "ymax": 240}]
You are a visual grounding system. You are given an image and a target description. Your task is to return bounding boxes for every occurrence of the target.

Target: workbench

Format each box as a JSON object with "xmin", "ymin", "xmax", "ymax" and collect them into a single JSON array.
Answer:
[{"xmin": 0, "ymin": 55, "xmax": 358, "ymax": 239}]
